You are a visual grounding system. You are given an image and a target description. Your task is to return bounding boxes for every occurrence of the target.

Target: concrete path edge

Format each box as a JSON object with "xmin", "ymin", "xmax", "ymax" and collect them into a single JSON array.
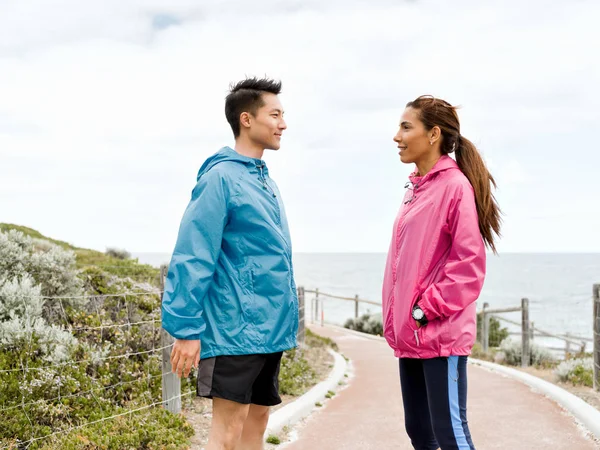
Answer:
[
  {"xmin": 469, "ymin": 358, "xmax": 600, "ymax": 440},
  {"xmin": 265, "ymin": 348, "xmax": 347, "ymax": 438}
]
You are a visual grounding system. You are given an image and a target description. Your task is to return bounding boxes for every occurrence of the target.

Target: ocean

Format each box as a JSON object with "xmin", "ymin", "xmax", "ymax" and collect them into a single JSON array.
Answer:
[{"xmin": 133, "ymin": 252, "xmax": 599, "ymax": 353}]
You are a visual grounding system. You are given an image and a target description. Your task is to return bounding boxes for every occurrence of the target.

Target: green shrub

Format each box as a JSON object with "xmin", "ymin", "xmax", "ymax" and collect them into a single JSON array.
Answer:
[
  {"xmin": 105, "ymin": 248, "xmax": 131, "ymax": 260},
  {"xmin": 554, "ymin": 358, "xmax": 593, "ymax": 387},
  {"xmin": 38, "ymin": 408, "xmax": 194, "ymax": 450},
  {"xmin": 496, "ymin": 338, "xmax": 555, "ymax": 367},
  {"xmin": 0, "ymin": 230, "xmax": 83, "ymax": 298},
  {"xmin": 470, "ymin": 342, "xmax": 489, "ymax": 360},
  {"xmin": 0, "ymin": 227, "xmax": 189, "ymax": 449},
  {"xmin": 266, "ymin": 435, "xmax": 281, "ymax": 445},
  {"xmin": 344, "ymin": 312, "xmax": 382, "ymax": 336},
  {"xmin": 279, "ymin": 349, "xmax": 317, "ymax": 396},
  {"xmin": 476, "ymin": 314, "xmax": 509, "ymax": 347}
]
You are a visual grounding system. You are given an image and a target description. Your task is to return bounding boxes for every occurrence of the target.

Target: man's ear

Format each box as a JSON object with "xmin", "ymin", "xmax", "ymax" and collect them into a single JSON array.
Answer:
[{"xmin": 240, "ymin": 112, "xmax": 251, "ymax": 130}]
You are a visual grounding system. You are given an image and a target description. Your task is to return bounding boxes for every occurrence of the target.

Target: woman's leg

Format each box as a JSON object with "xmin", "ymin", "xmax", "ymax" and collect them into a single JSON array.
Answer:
[
  {"xmin": 399, "ymin": 358, "xmax": 439, "ymax": 450},
  {"xmin": 422, "ymin": 356, "xmax": 475, "ymax": 450}
]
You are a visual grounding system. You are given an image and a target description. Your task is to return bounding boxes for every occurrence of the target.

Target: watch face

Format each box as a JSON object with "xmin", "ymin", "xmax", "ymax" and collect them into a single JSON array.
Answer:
[{"xmin": 413, "ymin": 308, "xmax": 424, "ymax": 320}]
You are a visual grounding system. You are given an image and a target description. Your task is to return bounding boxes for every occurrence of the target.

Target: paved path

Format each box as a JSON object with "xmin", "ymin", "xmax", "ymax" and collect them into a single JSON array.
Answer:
[{"xmin": 285, "ymin": 325, "xmax": 598, "ymax": 450}]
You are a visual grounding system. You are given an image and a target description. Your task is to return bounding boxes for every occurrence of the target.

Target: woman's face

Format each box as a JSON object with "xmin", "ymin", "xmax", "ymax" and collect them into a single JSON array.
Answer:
[{"xmin": 393, "ymin": 107, "xmax": 435, "ymax": 165}]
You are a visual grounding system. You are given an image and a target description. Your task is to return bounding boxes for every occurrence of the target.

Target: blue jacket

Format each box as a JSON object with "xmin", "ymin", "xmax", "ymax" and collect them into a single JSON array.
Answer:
[{"xmin": 161, "ymin": 146, "xmax": 298, "ymax": 359}]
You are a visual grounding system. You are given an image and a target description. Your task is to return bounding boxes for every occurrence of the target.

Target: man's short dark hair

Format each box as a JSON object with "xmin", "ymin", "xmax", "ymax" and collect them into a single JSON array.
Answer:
[{"xmin": 225, "ymin": 77, "xmax": 282, "ymax": 138}]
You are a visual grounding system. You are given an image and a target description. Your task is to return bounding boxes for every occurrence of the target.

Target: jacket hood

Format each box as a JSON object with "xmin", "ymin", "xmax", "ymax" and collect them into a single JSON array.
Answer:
[
  {"xmin": 409, "ymin": 155, "xmax": 460, "ymax": 185},
  {"xmin": 197, "ymin": 146, "xmax": 264, "ymax": 181}
]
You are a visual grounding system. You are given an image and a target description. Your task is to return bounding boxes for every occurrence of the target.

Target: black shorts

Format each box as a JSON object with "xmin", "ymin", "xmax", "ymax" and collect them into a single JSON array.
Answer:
[{"xmin": 196, "ymin": 352, "xmax": 283, "ymax": 406}]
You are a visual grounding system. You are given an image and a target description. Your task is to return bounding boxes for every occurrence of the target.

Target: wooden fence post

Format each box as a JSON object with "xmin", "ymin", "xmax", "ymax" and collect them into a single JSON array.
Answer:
[
  {"xmin": 314, "ymin": 288, "xmax": 319, "ymax": 324},
  {"xmin": 297, "ymin": 286, "xmax": 305, "ymax": 346},
  {"xmin": 320, "ymin": 291, "xmax": 325, "ymax": 327},
  {"xmin": 593, "ymin": 284, "xmax": 599, "ymax": 392},
  {"xmin": 522, "ymin": 298, "xmax": 530, "ymax": 368},
  {"xmin": 482, "ymin": 303, "xmax": 489, "ymax": 352},
  {"xmin": 160, "ymin": 265, "xmax": 181, "ymax": 413},
  {"xmin": 354, "ymin": 295, "xmax": 359, "ymax": 319}
]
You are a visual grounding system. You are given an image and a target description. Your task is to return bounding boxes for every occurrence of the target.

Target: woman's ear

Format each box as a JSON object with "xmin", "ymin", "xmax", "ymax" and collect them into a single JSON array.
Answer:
[{"xmin": 428, "ymin": 126, "xmax": 442, "ymax": 145}]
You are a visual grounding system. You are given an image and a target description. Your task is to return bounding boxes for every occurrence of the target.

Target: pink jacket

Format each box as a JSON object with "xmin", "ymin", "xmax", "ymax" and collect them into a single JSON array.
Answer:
[{"xmin": 382, "ymin": 155, "xmax": 486, "ymax": 359}]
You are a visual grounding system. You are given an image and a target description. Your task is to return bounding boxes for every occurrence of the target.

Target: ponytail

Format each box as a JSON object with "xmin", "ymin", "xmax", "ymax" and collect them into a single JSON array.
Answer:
[
  {"xmin": 406, "ymin": 95, "xmax": 502, "ymax": 252},
  {"xmin": 455, "ymin": 136, "xmax": 501, "ymax": 253}
]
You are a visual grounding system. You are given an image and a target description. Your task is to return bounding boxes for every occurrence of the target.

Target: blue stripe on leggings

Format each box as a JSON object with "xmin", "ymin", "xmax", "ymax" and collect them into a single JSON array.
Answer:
[{"xmin": 447, "ymin": 356, "xmax": 471, "ymax": 450}]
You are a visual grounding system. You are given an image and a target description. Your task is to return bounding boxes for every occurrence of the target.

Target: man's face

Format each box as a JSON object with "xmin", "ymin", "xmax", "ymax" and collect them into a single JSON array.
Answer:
[{"xmin": 246, "ymin": 93, "xmax": 287, "ymax": 151}]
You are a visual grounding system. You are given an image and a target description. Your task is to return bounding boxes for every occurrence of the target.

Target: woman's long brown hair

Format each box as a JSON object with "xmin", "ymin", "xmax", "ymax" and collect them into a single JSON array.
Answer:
[{"xmin": 407, "ymin": 95, "xmax": 502, "ymax": 253}]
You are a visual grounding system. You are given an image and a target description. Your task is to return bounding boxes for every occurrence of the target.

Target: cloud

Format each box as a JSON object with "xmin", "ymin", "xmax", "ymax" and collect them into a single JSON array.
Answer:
[{"xmin": 1, "ymin": 0, "xmax": 599, "ymax": 253}]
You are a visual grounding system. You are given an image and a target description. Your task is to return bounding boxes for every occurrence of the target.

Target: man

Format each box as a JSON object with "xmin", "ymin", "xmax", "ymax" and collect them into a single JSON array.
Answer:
[{"xmin": 161, "ymin": 77, "xmax": 298, "ymax": 450}]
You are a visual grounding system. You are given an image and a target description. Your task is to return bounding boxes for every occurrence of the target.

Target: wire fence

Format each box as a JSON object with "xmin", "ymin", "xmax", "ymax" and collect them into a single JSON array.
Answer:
[
  {"xmin": 0, "ymin": 391, "xmax": 196, "ymax": 450},
  {"xmin": 12, "ymin": 291, "xmax": 164, "ymax": 300},
  {"xmin": 0, "ymin": 285, "xmax": 194, "ymax": 449},
  {"xmin": 25, "ymin": 266, "xmax": 162, "ymax": 283}
]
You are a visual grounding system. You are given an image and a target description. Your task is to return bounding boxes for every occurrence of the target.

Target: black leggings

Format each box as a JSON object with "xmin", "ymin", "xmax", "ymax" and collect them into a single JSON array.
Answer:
[{"xmin": 399, "ymin": 356, "xmax": 475, "ymax": 450}]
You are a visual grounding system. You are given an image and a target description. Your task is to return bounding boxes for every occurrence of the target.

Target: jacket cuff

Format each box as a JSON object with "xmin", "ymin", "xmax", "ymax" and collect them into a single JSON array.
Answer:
[
  {"xmin": 162, "ymin": 321, "xmax": 203, "ymax": 341},
  {"xmin": 417, "ymin": 295, "xmax": 440, "ymax": 322}
]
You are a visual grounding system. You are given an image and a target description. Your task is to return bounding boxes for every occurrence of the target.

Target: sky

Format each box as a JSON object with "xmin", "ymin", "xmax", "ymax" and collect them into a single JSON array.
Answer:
[{"xmin": 1, "ymin": 0, "xmax": 599, "ymax": 253}]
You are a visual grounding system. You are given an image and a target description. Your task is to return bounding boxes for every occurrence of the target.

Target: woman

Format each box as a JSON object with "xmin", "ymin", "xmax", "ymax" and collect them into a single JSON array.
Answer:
[{"xmin": 382, "ymin": 95, "xmax": 501, "ymax": 450}]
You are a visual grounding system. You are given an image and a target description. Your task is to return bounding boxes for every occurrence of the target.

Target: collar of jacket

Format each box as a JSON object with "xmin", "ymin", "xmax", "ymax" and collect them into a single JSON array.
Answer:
[
  {"xmin": 196, "ymin": 146, "xmax": 269, "ymax": 181},
  {"xmin": 408, "ymin": 155, "xmax": 459, "ymax": 186}
]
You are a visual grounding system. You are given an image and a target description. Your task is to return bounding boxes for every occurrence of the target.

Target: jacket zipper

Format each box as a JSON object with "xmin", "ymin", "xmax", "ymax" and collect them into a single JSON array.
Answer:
[
  {"xmin": 255, "ymin": 163, "xmax": 292, "ymax": 263},
  {"xmin": 257, "ymin": 164, "xmax": 277, "ymax": 198},
  {"xmin": 257, "ymin": 165, "xmax": 296, "ymax": 310},
  {"xmin": 414, "ymin": 329, "xmax": 420, "ymax": 346},
  {"xmin": 393, "ymin": 182, "xmax": 420, "ymax": 283}
]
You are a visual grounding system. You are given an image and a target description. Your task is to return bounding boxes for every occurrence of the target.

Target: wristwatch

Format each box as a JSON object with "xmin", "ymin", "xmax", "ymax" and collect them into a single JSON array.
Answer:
[{"xmin": 412, "ymin": 304, "xmax": 428, "ymax": 326}]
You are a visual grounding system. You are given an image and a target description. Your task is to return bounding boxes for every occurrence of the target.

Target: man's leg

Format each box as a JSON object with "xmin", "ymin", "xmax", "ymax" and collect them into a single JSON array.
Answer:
[
  {"xmin": 237, "ymin": 352, "xmax": 283, "ymax": 449},
  {"xmin": 197, "ymin": 354, "xmax": 267, "ymax": 450},
  {"xmin": 237, "ymin": 404, "xmax": 270, "ymax": 450},
  {"xmin": 206, "ymin": 397, "xmax": 250, "ymax": 450}
]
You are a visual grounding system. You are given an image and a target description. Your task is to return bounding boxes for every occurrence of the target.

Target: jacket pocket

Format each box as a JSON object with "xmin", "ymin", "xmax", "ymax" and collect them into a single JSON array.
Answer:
[
  {"xmin": 383, "ymin": 292, "xmax": 397, "ymax": 348},
  {"xmin": 239, "ymin": 267, "xmax": 256, "ymax": 318},
  {"xmin": 419, "ymin": 318, "xmax": 447, "ymax": 353},
  {"xmin": 407, "ymin": 289, "xmax": 424, "ymax": 330}
]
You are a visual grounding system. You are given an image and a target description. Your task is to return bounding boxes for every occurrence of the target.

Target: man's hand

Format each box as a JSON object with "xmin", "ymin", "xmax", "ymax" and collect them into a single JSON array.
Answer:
[{"xmin": 170, "ymin": 339, "xmax": 200, "ymax": 378}]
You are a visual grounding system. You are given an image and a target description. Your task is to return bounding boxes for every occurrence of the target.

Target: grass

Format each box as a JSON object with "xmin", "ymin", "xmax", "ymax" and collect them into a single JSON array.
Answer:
[
  {"xmin": 280, "ymin": 329, "xmax": 340, "ymax": 396},
  {"xmin": 266, "ymin": 435, "xmax": 281, "ymax": 445},
  {"xmin": 279, "ymin": 349, "xmax": 318, "ymax": 396},
  {"xmin": 305, "ymin": 328, "xmax": 339, "ymax": 352}
]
